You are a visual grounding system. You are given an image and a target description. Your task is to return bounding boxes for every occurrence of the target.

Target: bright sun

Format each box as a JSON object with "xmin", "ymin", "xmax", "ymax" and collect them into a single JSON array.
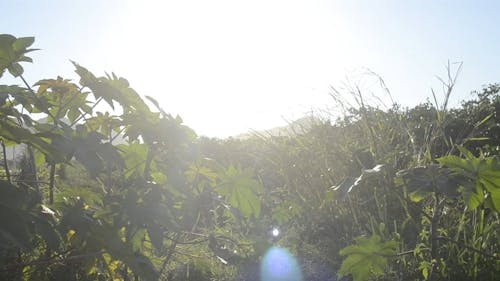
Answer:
[{"xmin": 101, "ymin": 1, "xmax": 349, "ymax": 137}]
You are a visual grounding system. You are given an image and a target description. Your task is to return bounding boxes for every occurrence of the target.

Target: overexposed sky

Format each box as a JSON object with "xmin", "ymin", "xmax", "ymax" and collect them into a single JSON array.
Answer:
[{"xmin": 3, "ymin": 0, "xmax": 500, "ymax": 137}]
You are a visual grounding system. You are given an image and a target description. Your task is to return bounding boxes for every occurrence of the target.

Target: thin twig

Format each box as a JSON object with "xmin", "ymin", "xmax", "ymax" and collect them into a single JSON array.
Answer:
[{"xmin": 164, "ymin": 235, "xmax": 207, "ymax": 245}]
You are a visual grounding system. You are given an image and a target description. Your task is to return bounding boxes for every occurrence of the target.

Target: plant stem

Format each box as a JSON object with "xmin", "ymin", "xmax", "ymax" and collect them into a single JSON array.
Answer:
[
  {"xmin": 27, "ymin": 145, "xmax": 39, "ymax": 191},
  {"xmin": 49, "ymin": 163, "xmax": 55, "ymax": 204},
  {"xmin": 20, "ymin": 74, "xmax": 58, "ymax": 123},
  {"xmin": 69, "ymin": 97, "xmax": 103, "ymax": 128},
  {"xmin": 1, "ymin": 139, "xmax": 11, "ymax": 184},
  {"xmin": 159, "ymin": 232, "xmax": 182, "ymax": 277},
  {"xmin": 429, "ymin": 194, "xmax": 445, "ymax": 280},
  {"xmin": 143, "ymin": 145, "xmax": 154, "ymax": 180}
]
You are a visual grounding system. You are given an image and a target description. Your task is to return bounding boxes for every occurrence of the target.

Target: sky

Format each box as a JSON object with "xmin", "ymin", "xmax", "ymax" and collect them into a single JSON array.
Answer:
[{"xmin": 2, "ymin": 0, "xmax": 500, "ymax": 137}]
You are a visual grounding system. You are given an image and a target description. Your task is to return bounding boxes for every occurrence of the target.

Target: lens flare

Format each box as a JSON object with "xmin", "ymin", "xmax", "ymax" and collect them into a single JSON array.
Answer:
[{"xmin": 260, "ymin": 247, "xmax": 302, "ymax": 281}]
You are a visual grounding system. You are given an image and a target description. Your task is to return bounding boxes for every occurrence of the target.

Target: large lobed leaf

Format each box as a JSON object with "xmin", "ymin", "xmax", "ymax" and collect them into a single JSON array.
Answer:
[
  {"xmin": 338, "ymin": 234, "xmax": 398, "ymax": 281},
  {"xmin": 396, "ymin": 164, "xmax": 462, "ymax": 202},
  {"xmin": 217, "ymin": 166, "xmax": 263, "ymax": 219},
  {"xmin": 438, "ymin": 148, "xmax": 500, "ymax": 211},
  {"xmin": 0, "ymin": 34, "xmax": 37, "ymax": 77}
]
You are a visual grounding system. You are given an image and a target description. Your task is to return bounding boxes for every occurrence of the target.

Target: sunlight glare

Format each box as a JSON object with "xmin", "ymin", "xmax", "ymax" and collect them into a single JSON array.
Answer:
[
  {"xmin": 261, "ymin": 247, "xmax": 302, "ymax": 281},
  {"xmin": 109, "ymin": 0, "xmax": 351, "ymax": 137}
]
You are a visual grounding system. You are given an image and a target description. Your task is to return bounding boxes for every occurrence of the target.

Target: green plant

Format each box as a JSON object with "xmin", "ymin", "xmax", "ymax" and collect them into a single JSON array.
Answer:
[{"xmin": 0, "ymin": 34, "xmax": 265, "ymax": 281}]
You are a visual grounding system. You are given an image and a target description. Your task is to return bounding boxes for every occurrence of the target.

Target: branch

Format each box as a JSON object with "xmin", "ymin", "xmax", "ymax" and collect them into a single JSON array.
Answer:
[
  {"xmin": 69, "ymin": 97, "xmax": 103, "ymax": 128},
  {"xmin": 159, "ymin": 232, "xmax": 182, "ymax": 277},
  {"xmin": 164, "ymin": 235, "xmax": 207, "ymax": 245},
  {"xmin": 1, "ymin": 250, "xmax": 105, "ymax": 271},
  {"xmin": 19, "ymin": 75, "xmax": 58, "ymax": 124},
  {"xmin": 377, "ymin": 249, "xmax": 428, "ymax": 258},
  {"xmin": 49, "ymin": 162, "xmax": 56, "ymax": 204},
  {"xmin": 143, "ymin": 145, "xmax": 154, "ymax": 180},
  {"xmin": 110, "ymin": 127, "xmax": 126, "ymax": 143}
]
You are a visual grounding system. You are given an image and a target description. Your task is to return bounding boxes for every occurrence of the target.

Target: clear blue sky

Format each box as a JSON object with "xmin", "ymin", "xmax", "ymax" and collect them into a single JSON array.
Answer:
[{"xmin": 2, "ymin": 0, "xmax": 500, "ymax": 137}]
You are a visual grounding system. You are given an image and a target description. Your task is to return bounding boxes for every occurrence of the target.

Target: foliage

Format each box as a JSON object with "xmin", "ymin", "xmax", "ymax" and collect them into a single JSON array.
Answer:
[
  {"xmin": 0, "ymin": 34, "xmax": 264, "ymax": 280},
  {"xmin": 199, "ymin": 73, "xmax": 500, "ymax": 280},
  {"xmin": 438, "ymin": 149, "xmax": 500, "ymax": 211},
  {"xmin": 217, "ymin": 166, "xmax": 263, "ymax": 219},
  {"xmin": 0, "ymin": 34, "xmax": 37, "ymax": 78},
  {"xmin": 1, "ymin": 33, "xmax": 500, "ymax": 281},
  {"xmin": 338, "ymin": 234, "xmax": 398, "ymax": 281}
]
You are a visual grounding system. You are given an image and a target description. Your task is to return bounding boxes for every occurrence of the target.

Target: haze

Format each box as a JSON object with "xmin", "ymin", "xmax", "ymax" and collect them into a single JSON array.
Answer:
[{"xmin": 3, "ymin": 0, "xmax": 499, "ymax": 137}]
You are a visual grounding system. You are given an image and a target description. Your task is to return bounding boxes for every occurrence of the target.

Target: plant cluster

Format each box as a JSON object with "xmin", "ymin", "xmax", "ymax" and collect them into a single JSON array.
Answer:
[
  {"xmin": 1, "ymin": 34, "xmax": 499, "ymax": 281},
  {"xmin": 0, "ymin": 34, "xmax": 266, "ymax": 281},
  {"xmin": 199, "ymin": 71, "xmax": 500, "ymax": 280}
]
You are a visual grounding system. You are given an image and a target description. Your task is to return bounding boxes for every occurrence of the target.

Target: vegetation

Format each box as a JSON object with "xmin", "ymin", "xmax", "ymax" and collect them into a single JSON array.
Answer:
[{"xmin": 1, "ymin": 34, "xmax": 499, "ymax": 280}]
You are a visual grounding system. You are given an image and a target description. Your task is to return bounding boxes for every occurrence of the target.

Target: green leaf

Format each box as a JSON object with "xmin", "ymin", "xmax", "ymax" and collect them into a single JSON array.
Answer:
[
  {"xmin": 461, "ymin": 180, "xmax": 484, "ymax": 210},
  {"xmin": 97, "ymin": 224, "xmax": 159, "ymax": 281},
  {"xmin": 419, "ymin": 261, "xmax": 431, "ymax": 280},
  {"xmin": 72, "ymin": 65, "xmax": 149, "ymax": 114},
  {"xmin": 217, "ymin": 166, "xmax": 263, "ymax": 219},
  {"xmin": 0, "ymin": 34, "xmax": 17, "ymax": 74},
  {"xmin": 67, "ymin": 108, "xmax": 81, "ymax": 123},
  {"xmin": 487, "ymin": 189, "xmax": 500, "ymax": 211},
  {"xmin": 0, "ymin": 119, "xmax": 65, "ymax": 161},
  {"xmin": 118, "ymin": 143, "xmax": 149, "ymax": 178},
  {"xmin": 12, "ymin": 37, "xmax": 35, "ymax": 52},
  {"xmin": 439, "ymin": 151, "xmax": 500, "ymax": 212},
  {"xmin": 131, "ymin": 228, "xmax": 146, "ymax": 252},
  {"xmin": 145, "ymin": 95, "xmax": 160, "ymax": 111},
  {"xmin": 397, "ymin": 165, "xmax": 462, "ymax": 201},
  {"xmin": 0, "ymin": 34, "xmax": 36, "ymax": 78},
  {"xmin": 478, "ymin": 158, "xmax": 500, "ymax": 211},
  {"xmin": 0, "ymin": 34, "xmax": 16, "ymax": 45},
  {"xmin": 474, "ymin": 112, "xmax": 494, "ymax": 128},
  {"xmin": 397, "ymin": 166, "xmax": 435, "ymax": 201},
  {"xmin": 456, "ymin": 146, "xmax": 476, "ymax": 160},
  {"xmin": 338, "ymin": 235, "xmax": 398, "ymax": 281},
  {"xmin": 18, "ymin": 55, "xmax": 33, "ymax": 63},
  {"xmin": 465, "ymin": 137, "xmax": 490, "ymax": 142},
  {"xmin": 186, "ymin": 164, "xmax": 218, "ymax": 188},
  {"xmin": 437, "ymin": 156, "xmax": 473, "ymax": 175},
  {"xmin": 8, "ymin": 62, "xmax": 23, "ymax": 77}
]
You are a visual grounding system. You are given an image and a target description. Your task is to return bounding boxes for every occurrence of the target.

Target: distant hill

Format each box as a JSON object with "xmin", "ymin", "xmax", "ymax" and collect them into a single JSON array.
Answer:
[{"xmin": 235, "ymin": 115, "xmax": 323, "ymax": 139}]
